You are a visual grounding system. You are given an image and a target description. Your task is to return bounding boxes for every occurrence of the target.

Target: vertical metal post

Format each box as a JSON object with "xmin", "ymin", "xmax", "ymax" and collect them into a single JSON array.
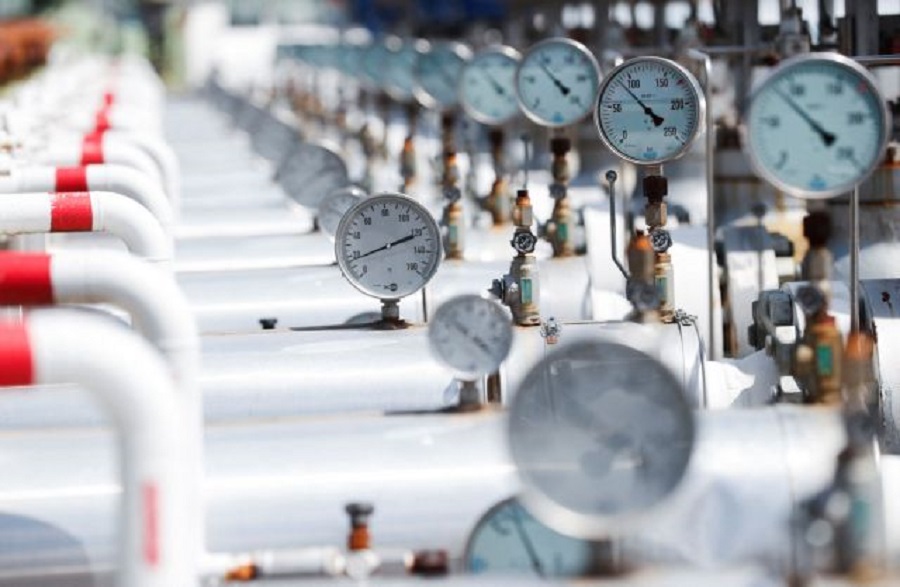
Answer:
[
  {"xmin": 687, "ymin": 48, "xmax": 718, "ymax": 359},
  {"xmin": 850, "ymin": 186, "xmax": 860, "ymax": 333}
]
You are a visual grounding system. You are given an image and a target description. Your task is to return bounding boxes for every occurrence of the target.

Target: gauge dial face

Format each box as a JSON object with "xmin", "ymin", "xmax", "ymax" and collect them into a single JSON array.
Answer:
[
  {"xmin": 459, "ymin": 46, "xmax": 522, "ymax": 126},
  {"xmin": 318, "ymin": 185, "xmax": 366, "ymax": 239},
  {"xmin": 508, "ymin": 341, "xmax": 694, "ymax": 539},
  {"xmin": 362, "ymin": 42, "xmax": 391, "ymax": 89},
  {"xmin": 428, "ymin": 295, "xmax": 512, "ymax": 378},
  {"xmin": 335, "ymin": 193, "xmax": 442, "ymax": 300},
  {"xmin": 515, "ymin": 38, "xmax": 601, "ymax": 128},
  {"xmin": 595, "ymin": 57, "xmax": 704, "ymax": 165},
  {"xmin": 414, "ymin": 42, "xmax": 471, "ymax": 110},
  {"xmin": 275, "ymin": 143, "xmax": 350, "ymax": 208},
  {"xmin": 384, "ymin": 39, "xmax": 421, "ymax": 102},
  {"xmin": 745, "ymin": 53, "xmax": 889, "ymax": 199},
  {"xmin": 465, "ymin": 497, "xmax": 597, "ymax": 577}
]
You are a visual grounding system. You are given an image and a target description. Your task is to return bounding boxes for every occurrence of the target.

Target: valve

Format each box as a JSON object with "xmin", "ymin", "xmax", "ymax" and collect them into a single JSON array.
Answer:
[{"xmin": 489, "ymin": 189, "xmax": 540, "ymax": 326}]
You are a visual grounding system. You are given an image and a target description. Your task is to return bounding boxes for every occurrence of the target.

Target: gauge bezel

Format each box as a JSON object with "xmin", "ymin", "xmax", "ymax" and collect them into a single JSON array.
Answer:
[
  {"xmin": 459, "ymin": 44, "xmax": 523, "ymax": 126},
  {"xmin": 334, "ymin": 191, "xmax": 442, "ymax": 300},
  {"xmin": 428, "ymin": 294, "xmax": 513, "ymax": 378},
  {"xmin": 515, "ymin": 37, "xmax": 602, "ymax": 129},
  {"xmin": 593, "ymin": 56, "xmax": 706, "ymax": 166},
  {"xmin": 508, "ymin": 340, "xmax": 695, "ymax": 539},
  {"xmin": 413, "ymin": 41, "xmax": 472, "ymax": 111},
  {"xmin": 742, "ymin": 51, "xmax": 891, "ymax": 200}
]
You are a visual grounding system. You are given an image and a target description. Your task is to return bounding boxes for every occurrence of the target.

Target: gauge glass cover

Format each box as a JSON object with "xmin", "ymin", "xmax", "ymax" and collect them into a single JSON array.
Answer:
[
  {"xmin": 414, "ymin": 42, "xmax": 471, "ymax": 110},
  {"xmin": 428, "ymin": 294, "xmax": 513, "ymax": 378},
  {"xmin": 508, "ymin": 341, "xmax": 694, "ymax": 538},
  {"xmin": 515, "ymin": 38, "xmax": 601, "ymax": 128},
  {"xmin": 384, "ymin": 39, "xmax": 420, "ymax": 102},
  {"xmin": 464, "ymin": 497, "xmax": 596, "ymax": 577},
  {"xmin": 595, "ymin": 57, "xmax": 705, "ymax": 165},
  {"xmin": 744, "ymin": 52, "xmax": 889, "ymax": 199},
  {"xmin": 459, "ymin": 46, "xmax": 522, "ymax": 126},
  {"xmin": 318, "ymin": 186, "xmax": 366, "ymax": 239},
  {"xmin": 276, "ymin": 143, "xmax": 350, "ymax": 208},
  {"xmin": 335, "ymin": 192, "xmax": 442, "ymax": 299}
]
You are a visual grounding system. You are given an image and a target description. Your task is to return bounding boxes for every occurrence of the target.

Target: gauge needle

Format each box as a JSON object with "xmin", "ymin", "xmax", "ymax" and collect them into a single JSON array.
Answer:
[
  {"xmin": 356, "ymin": 232, "xmax": 415, "ymax": 260},
  {"xmin": 479, "ymin": 68, "xmax": 507, "ymax": 96},
  {"xmin": 447, "ymin": 317, "xmax": 492, "ymax": 354},
  {"xmin": 616, "ymin": 80, "xmax": 664, "ymax": 127},
  {"xmin": 511, "ymin": 506, "xmax": 545, "ymax": 577},
  {"xmin": 772, "ymin": 87, "xmax": 836, "ymax": 147},
  {"xmin": 538, "ymin": 61, "xmax": 570, "ymax": 96}
]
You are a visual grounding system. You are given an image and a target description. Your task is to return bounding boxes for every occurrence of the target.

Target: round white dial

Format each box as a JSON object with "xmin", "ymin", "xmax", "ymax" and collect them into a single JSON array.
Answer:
[
  {"xmin": 515, "ymin": 38, "xmax": 600, "ymax": 128},
  {"xmin": 335, "ymin": 193, "xmax": 442, "ymax": 300},
  {"xmin": 595, "ymin": 57, "xmax": 705, "ymax": 165},
  {"xmin": 414, "ymin": 42, "xmax": 471, "ymax": 110},
  {"xmin": 428, "ymin": 295, "xmax": 513, "ymax": 379},
  {"xmin": 459, "ymin": 45, "xmax": 522, "ymax": 126},
  {"xmin": 465, "ymin": 497, "xmax": 597, "ymax": 577},
  {"xmin": 508, "ymin": 341, "xmax": 694, "ymax": 538},
  {"xmin": 318, "ymin": 186, "xmax": 365, "ymax": 239},
  {"xmin": 745, "ymin": 52, "xmax": 890, "ymax": 199}
]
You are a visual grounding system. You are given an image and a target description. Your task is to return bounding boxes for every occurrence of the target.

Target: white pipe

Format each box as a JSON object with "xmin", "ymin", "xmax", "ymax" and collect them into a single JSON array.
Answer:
[
  {"xmin": 0, "ymin": 309, "xmax": 194, "ymax": 587},
  {"xmin": 0, "ymin": 192, "xmax": 172, "ymax": 266},
  {"xmin": 34, "ymin": 134, "xmax": 166, "ymax": 190},
  {"xmin": 95, "ymin": 130, "xmax": 181, "ymax": 211},
  {"xmin": 0, "ymin": 250, "xmax": 203, "ymax": 561},
  {"xmin": 0, "ymin": 165, "xmax": 175, "ymax": 230}
]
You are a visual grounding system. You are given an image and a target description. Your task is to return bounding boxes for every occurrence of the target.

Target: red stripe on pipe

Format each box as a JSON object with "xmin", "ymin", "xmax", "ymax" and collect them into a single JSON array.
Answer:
[
  {"xmin": 84, "ymin": 129, "xmax": 107, "ymax": 142},
  {"xmin": 103, "ymin": 91, "xmax": 115, "ymax": 107},
  {"xmin": 51, "ymin": 193, "xmax": 94, "ymax": 232},
  {"xmin": 55, "ymin": 167, "xmax": 89, "ymax": 192},
  {"xmin": 0, "ymin": 253, "xmax": 54, "ymax": 305},
  {"xmin": 95, "ymin": 110, "xmax": 111, "ymax": 133},
  {"xmin": 81, "ymin": 135, "xmax": 105, "ymax": 165},
  {"xmin": 0, "ymin": 321, "xmax": 34, "ymax": 386},
  {"xmin": 143, "ymin": 482, "xmax": 160, "ymax": 567}
]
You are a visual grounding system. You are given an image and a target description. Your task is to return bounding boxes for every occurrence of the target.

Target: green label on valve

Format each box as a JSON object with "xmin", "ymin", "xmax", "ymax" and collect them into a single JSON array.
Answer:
[
  {"xmin": 521, "ymin": 278, "xmax": 533, "ymax": 304},
  {"xmin": 557, "ymin": 222, "xmax": 568, "ymax": 242},
  {"xmin": 449, "ymin": 225, "xmax": 458, "ymax": 246},
  {"xmin": 816, "ymin": 344, "xmax": 834, "ymax": 377},
  {"xmin": 655, "ymin": 275, "xmax": 667, "ymax": 303}
]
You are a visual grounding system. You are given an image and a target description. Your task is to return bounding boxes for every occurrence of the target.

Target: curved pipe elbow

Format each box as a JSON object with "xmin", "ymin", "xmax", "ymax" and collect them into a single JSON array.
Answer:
[
  {"xmin": 0, "ymin": 192, "xmax": 172, "ymax": 266},
  {"xmin": 0, "ymin": 309, "xmax": 194, "ymax": 587}
]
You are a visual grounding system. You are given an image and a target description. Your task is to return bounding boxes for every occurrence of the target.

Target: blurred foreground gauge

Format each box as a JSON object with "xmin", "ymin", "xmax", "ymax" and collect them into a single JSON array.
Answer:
[
  {"xmin": 595, "ymin": 57, "xmax": 705, "ymax": 165},
  {"xmin": 744, "ymin": 52, "xmax": 890, "ymax": 199},
  {"xmin": 515, "ymin": 38, "xmax": 601, "ymax": 128},
  {"xmin": 428, "ymin": 294, "xmax": 512, "ymax": 379},
  {"xmin": 465, "ymin": 497, "xmax": 598, "ymax": 577},
  {"xmin": 508, "ymin": 341, "xmax": 694, "ymax": 539}
]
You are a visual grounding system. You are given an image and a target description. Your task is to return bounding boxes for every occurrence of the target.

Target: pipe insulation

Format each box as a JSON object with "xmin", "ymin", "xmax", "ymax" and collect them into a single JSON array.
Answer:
[
  {"xmin": 0, "ymin": 192, "xmax": 172, "ymax": 266},
  {"xmin": 0, "ymin": 310, "xmax": 194, "ymax": 587}
]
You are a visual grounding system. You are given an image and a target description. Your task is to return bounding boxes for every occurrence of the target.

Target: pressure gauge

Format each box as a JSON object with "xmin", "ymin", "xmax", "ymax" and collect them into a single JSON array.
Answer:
[
  {"xmin": 595, "ymin": 57, "xmax": 705, "ymax": 165},
  {"xmin": 459, "ymin": 45, "xmax": 522, "ymax": 126},
  {"xmin": 428, "ymin": 295, "xmax": 513, "ymax": 379},
  {"xmin": 464, "ymin": 497, "xmax": 597, "ymax": 577},
  {"xmin": 508, "ymin": 341, "xmax": 694, "ymax": 539},
  {"xmin": 745, "ymin": 52, "xmax": 890, "ymax": 199},
  {"xmin": 335, "ymin": 192, "xmax": 442, "ymax": 300},
  {"xmin": 362, "ymin": 42, "xmax": 391, "ymax": 90},
  {"xmin": 383, "ymin": 38, "xmax": 422, "ymax": 103},
  {"xmin": 515, "ymin": 38, "xmax": 601, "ymax": 128},
  {"xmin": 414, "ymin": 41, "xmax": 471, "ymax": 110},
  {"xmin": 318, "ymin": 185, "xmax": 366, "ymax": 239},
  {"xmin": 276, "ymin": 143, "xmax": 350, "ymax": 208}
]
